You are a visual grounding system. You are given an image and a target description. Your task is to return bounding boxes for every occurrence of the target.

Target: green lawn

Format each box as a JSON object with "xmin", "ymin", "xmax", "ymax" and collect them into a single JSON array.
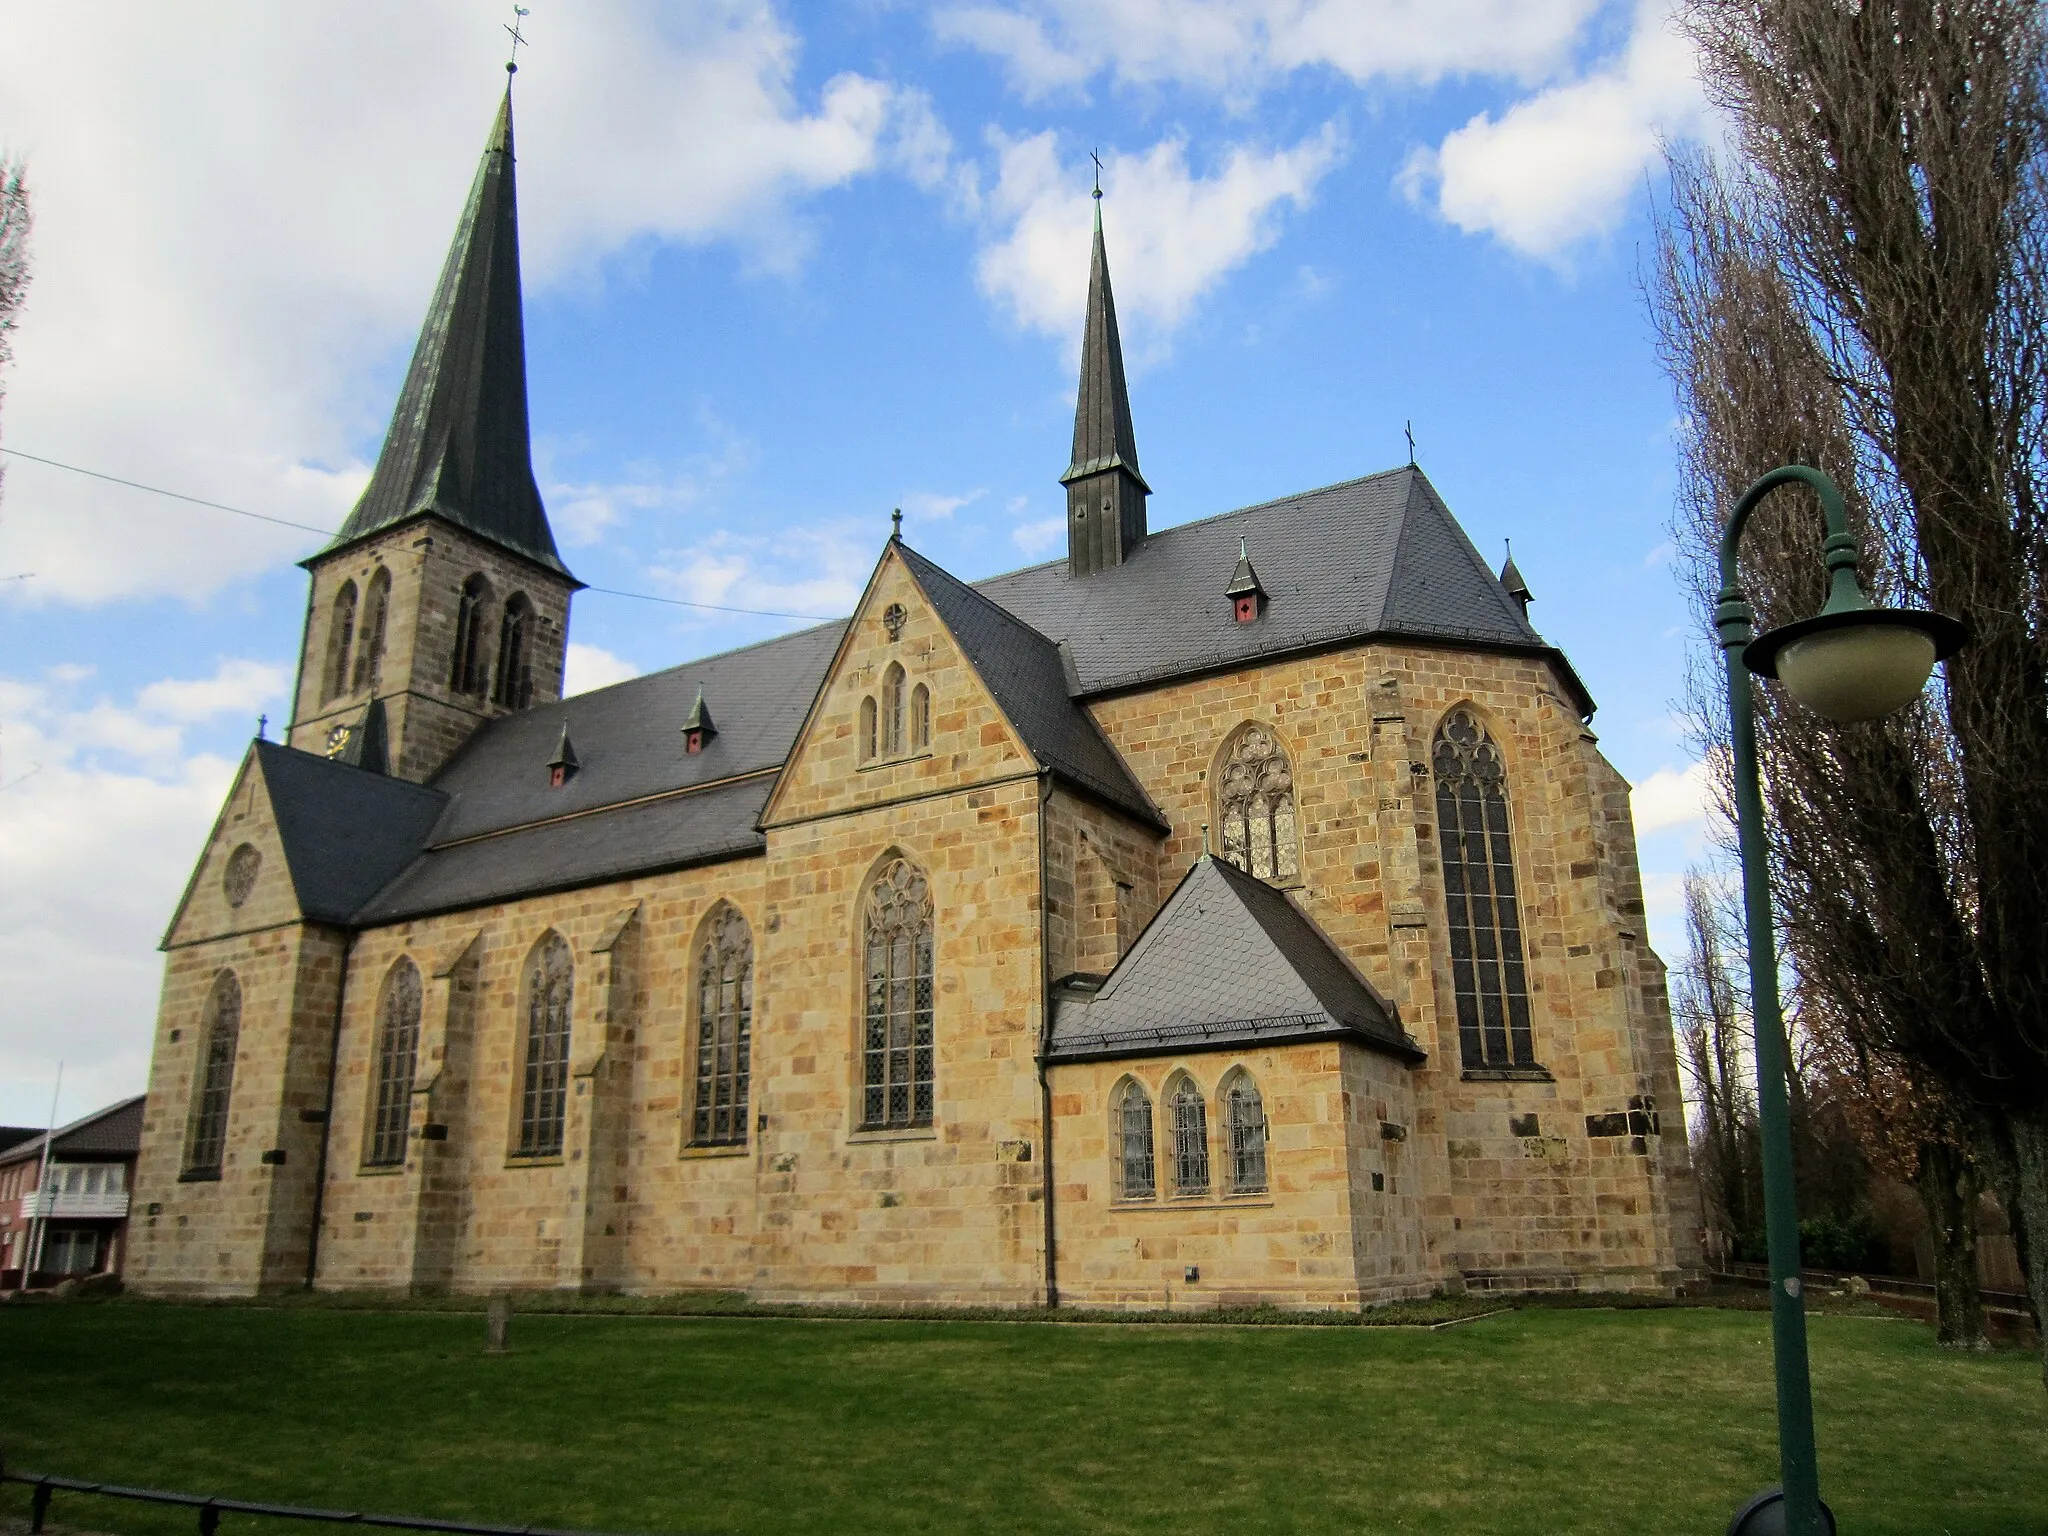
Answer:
[{"xmin": 0, "ymin": 1301, "xmax": 2040, "ymax": 1536}]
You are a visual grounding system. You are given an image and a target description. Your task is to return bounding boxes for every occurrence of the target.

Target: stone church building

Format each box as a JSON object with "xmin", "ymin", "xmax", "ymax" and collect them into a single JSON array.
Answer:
[{"xmin": 129, "ymin": 88, "xmax": 1702, "ymax": 1306}]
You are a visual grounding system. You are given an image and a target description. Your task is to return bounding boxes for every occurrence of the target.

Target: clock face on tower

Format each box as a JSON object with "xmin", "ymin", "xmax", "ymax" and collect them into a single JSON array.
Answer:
[{"xmin": 325, "ymin": 723, "xmax": 352, "ymax": 758}]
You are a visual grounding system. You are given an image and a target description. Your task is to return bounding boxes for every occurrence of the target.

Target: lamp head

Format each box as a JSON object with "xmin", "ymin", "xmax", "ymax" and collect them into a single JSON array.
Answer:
[{"xmin": 1744, "ymin": 607, "xmax": 1964, "ymax": 720}]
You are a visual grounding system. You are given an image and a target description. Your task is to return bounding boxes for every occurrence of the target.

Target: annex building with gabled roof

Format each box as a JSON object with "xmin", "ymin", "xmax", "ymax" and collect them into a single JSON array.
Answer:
[{"xmin": 128, "ymin": 85, "xmax": 1701, "ymax": 1307}]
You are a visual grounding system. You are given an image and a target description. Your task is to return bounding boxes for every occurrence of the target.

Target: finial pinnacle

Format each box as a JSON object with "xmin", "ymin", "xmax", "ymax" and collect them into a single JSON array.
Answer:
[
  {"xmin": 891, "ymin": 507, "xmax": 903, "ymax": 541},
  {"xmin": 1405, "ymin": 419, "xmax": 1416, "ymax": 467},
  {"xmin": 504, "ymin": 4, "xmax": 530, "ymax": 73},
  {"xmin": 1239, "ymin": 535, "xmax": 1248, "ymax": 560},
  {"xmin": 257, "ymin": 712, "xmax": 268, "ymax": 741},
  {"xmin": 1090, "ymin": 148, "xmax": 1104, "ymax": 201}
]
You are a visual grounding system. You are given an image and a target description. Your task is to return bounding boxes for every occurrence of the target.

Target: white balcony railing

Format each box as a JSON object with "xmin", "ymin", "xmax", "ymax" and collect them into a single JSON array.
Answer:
[{"xmin": 18, "ymin": 1190, "xmax": 130, "ymax": 1220}]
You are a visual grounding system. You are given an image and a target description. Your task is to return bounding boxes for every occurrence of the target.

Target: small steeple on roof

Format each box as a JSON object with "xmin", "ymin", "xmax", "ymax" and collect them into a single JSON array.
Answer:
[
  {"xmin": 682, "ymin": 685, "xmax": 716, "ymax": 736},
  {"xmin": 1060, "ymin": 197, "xmax": 1149, "ymax": 494},
  {"xmin": 547, "ymin": 722, "xmax": 579, "ymax": 771},
  {"xmin": 1499, "ymin": 542, "xmax": 1532, "ymax": 612},
  {"xmin": 1225, "ymin": 536, "xmax": 1264, "ymax": 599},
  {"xmin": 311, "ymin": 87, "xmax": 574, "ymax": 582},
  {"xmin": 335, "ymin": 698, "xmax": 390, "ymax": 775}
]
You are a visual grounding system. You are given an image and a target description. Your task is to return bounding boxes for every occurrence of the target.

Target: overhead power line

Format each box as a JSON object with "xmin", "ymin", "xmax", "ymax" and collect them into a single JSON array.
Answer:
[{"xmin": 0, "ymin": 446, "xmax": 839, "ymax": 622}]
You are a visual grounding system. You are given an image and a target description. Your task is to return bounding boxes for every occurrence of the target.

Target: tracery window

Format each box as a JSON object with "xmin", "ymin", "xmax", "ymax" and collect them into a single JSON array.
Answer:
[
  {"xmin": 1169, "ymin": 1075, "xmax": 1210, "ymax": 1196},
  {"xmin": 1116, "ymin": 1079, "xmax": 1155, "ymax": 1200},
  {"xmin": 1217, "ymin": 725, "xmax": 1299, "ymax": 883},
  {"xmin": 493, "ymin": 593, "xmax": 533, "ymax": 709},
  {"xmin": 691, "ymin": 904, "xmax": 753, "ymax": 1146},
  {"xmin": 1432, "ymin": 706, "xmax": 1537, "ymax": 1072},
  {"xmin": 1223, "ymin": 1070, "xmax": 1268, "ymax": 1194},
  {"xmin": 859, "ymin": 695, "xmax": 878, "ymax": 764},
  {"xmin": 515, "ymin": 934, "xmax": 574, "ymax": 1157},
  {"xmin": 910, "ymin": 683, "xmax": 931, "ymax": 751},
  {"xmin": 364, "ymin": 958, "xmax": 423, "ymax": 1168},
  {"xmin": 352, "ymin": 567, "xmax": 391, "ymax": 693},
  {"xmin": 323, "ymin": 582, "xmax": 358, "ymax": 702},
  {"xmin": 450, "ymin": 574, "xmax": 492, "ymax": 696},
  {"xmin": 860, "ymin": 858, "xmax": 934, "ymax": 1129},
  {"xmin": 184, "ymin": 970, "xmax": 242, "ymax": 1177},
  {"xmin": 880, "ymin": 663, "xmax": 906, "ymax": 756}
]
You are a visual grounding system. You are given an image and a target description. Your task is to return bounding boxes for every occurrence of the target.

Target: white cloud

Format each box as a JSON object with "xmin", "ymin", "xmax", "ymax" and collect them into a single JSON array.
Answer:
[
  {"xmin": 1631, "ymin": 759, "xmax": 1710, "ymax": 835},
  {"xmin": 1013, "ymin": 514, "xmax": 1067, "ymax": 556},
  {"xmin": 135, "ymin": 659, "xmax": 292, "ymax": 724},
  {"xmin": 647, "ymin": 520, "xmax": 876, "ymax": 626},
  {"xmin": 901, "ymin": 488, "xmax": 987, "ymax": 526},
  {"xmin": 564, "ymin": 642, "xmax": 643, "ymax": 697},
  {"xmin": 974, "ymin": 126, "xmax": 1344, "ymax": 350},
  {"xmin": 0, "ymin": 1, "xmax": 934, "ymax": 607},
  {"xmin": 935, "ymin": 0, "xmax": 1601, "ymax": 101},
  {"xmin": 1400, "ymin": 0, "xmax": 1707, "ymax": 259}
]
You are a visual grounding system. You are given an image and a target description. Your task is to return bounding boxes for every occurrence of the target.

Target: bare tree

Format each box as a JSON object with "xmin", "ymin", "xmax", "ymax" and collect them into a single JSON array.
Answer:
[
  {"xmin": 0, "ymin": 155, "xmax": 30, "ymax": 500},
  {"xmin": 1674, "ymin": 870, "xmax": 1760, "ymax": 1262},
  {"xmin": 1653, "ymin": 0, "xmax": 2048, "ymax": 1381}
]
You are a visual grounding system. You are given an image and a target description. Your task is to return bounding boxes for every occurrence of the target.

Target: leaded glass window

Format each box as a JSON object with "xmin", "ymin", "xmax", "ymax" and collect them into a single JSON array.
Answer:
[
  {"xmin": 1169, "ymin": 1076, "xmax": 1210, "ymax": 1196},
  {"xmin": 450, "ymin": 574, "xmax": 492, "ymax": 696},
  {"xmin": 1218, "ymin": 725, "xmax": 1299, "ymax": 883},
  {"xmin": 516, "ymin": 934, "xmax": 574, "ymax": 1157},
  {"xmin": 910, "ymin": 683, "xmax": 930, "ymax": 751},
  {"xmin": 859, "ymin": 695, "xmax": 878, "ymax": 763},
  {"xmin": 691, "ymin": 905, "xmax": 753, "ymax": 1145},
  {"xmin": 493, "ymin": 593, "xmax": 533, "ymax": 708},
  {"xmin": 323, "ymin": 581, "xmax": 358, "ymax": 701},
  {"xmin": 352, "ymin": 567, "xmax": 391, "ymax": 692},
  {"xmin": 1117, "ymin": 1080, "xmax": 1155, "ymax": 1200},
  {"xmin": 861, "ymin": 858, "xmax": 934, "ymax": 1129},
  {"xmin": 1224, "ymin": 1072, "xmax": 1268, "ymax": 1194},
  {"xmin": 1433, "ymin": 707, "xmax": 1536, "ymax": 1071},
  {"xmin": 184, "ymin": 970, "xmax": 241, "ymax": 1176},
  {"xmin": 364, "ymin": 958, "xmax": 422, "ymax": 1167},
  {"xmin": 881, "ymin": 663, "xmax": 906, "ymax": 756}
]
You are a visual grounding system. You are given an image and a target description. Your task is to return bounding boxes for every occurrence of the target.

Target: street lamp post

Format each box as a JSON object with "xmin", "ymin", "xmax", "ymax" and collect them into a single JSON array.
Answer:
[{"xmin": 1716, "ymin": 465, "xmax": 1966, "ymax": 1536}]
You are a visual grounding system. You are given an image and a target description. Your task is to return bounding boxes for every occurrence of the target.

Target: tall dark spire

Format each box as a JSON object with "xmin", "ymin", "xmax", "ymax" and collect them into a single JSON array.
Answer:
[
  {"xmin": 314, "ymin": 88, "xmax": 572, "ymax": 580},
  {"xmin": 1060, "ymin": 192, "xmax": 1149, "ymax": 576}
]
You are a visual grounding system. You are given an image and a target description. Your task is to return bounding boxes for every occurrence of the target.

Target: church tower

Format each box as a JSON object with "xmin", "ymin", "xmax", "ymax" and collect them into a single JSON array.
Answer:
[
  {"xmin": 287, "ymin": 82, "xmax": 578, "ymax": 784},
  {"xmin": 1061, "ymin": 188, "xmax": 1150, "ymax": 576}
]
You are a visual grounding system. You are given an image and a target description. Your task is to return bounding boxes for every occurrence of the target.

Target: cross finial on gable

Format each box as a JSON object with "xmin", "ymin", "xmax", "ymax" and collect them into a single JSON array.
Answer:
[
  {"xmin": 256, "ymin": 713, "xmax": 268, "ymax": 742},
  {"xmin": 891, "ymin": 507, "xmax": 903, "ymax": 542},
  {"xmin": 1405, "ymin": 420, "xmax": 1416, "ymax": 466}
]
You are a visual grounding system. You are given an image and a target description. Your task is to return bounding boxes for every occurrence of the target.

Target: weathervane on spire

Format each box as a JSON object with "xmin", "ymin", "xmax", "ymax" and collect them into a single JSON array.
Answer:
[
  {"xmin": 1090, "ymin": 148, "xmax": 1104, "ymax": 201},
  {"xmin": 505, "ymin": 5, "xmax": 530, "ymax": 73}
]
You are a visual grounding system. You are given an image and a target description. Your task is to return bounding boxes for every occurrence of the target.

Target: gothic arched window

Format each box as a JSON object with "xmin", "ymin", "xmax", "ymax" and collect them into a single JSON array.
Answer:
[
  {"xmin": 860, "ymin": 858, "xmax": 934, "ymax": 1129},
  {"xmin": 364, "ymin": 957, "xmax": 423, "ymax": 1168},
  {"xmin": 910, "ymin": 683, "xmax": 931, "ymax": 751},
  {"xmin": 859, "ymin": 695, "xmax": 878, "ymax": 764},
  {"xmin": 691, "ymin": 904, "xmax": 753, "ymax": 1146},
  {"xmin": 493, "ymin": 593, "xmax": 533, "ymax": 709},
  {"xmin": 1168, "ymin": 1075, "xmax": 1210, "ymax": 1197},
  {"xmin": 1222, "ymin": 1069, "xmax": 1268, "ymax": 1194},
  {"xmin": 352, "ymin": 567, "xmax": 391, "ymax": 693},
  {"xmin": 451, "ymin": 574, "xmax": 492, "ymax": 696},
  {"xmin": 880, "ymin": 663, "xmax": 906, "ymax": 756},
  {"xmin": 184, "ymin": 970, "xmax": 242, "ymax": 1178},
  {"xmin": 323, "ymin": 581, "xmax": 358, "ymax": 702},
  {"xmin": 1433, "ymin": 706, "xmax": 1536, "ymax": 1072},
  {"xmin": 1115, "ymin": 1079, "xmax": 1155, "ymax": 1200},
  {"xmin": 1217, "ymin": 725, "xmax": 1299, "ymax": 883},
  {"xmin": 515, "ymin": 933, "xmax": 574, "ymax": 1157}
]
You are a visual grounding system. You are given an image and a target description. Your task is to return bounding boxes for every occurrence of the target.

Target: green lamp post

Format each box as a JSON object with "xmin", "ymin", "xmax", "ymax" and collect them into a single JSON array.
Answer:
[{"xmin": 1716, "ymin": 465, "xmax": 1967, "ymax": 1536}]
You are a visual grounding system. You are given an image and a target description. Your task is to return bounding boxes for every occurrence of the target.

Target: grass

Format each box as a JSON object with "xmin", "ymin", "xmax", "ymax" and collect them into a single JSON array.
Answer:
[{"xmin": 0, "ymin": 1299, "xmax": 2041, "ymax": 1536}]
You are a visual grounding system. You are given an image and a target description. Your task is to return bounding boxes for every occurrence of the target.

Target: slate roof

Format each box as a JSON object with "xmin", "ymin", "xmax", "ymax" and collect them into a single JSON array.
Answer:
[
  {"xmin": 256, "ymin": 742, "xmax": 449, "ymax": 925},
  {"xmin": 1047, "ymin": 856, "xmax": 1423, "ymax": 1065},
  {"xmin": 0, "ymin": 1095, "xmax": 146, "ymax": 1168},
  {"xmin": 313, "ymin": 90, "xmax": 572, "ymax": 581},
  {"xmin": 1062, "ymin": 203, "xmax": 1148, "ymax": 492},
  {"xmin": 896, "ymin": 543, "xmax": 1164, "ymax": 828}
]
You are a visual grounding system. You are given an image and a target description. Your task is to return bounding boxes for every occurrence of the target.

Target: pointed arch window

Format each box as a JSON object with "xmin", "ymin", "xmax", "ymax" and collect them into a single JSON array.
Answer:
[
  {"xmin": 859, "ymin": 695, "xmax": 878, "ymax": 764},
  {"xmin": 691, "ymin": 905, "xmax": 754, "ymax": 1146},
  {"xmin": 451, "ymin": 574, "xmax": 492, "ymax": 696},
  {"xmin": 1433, "ymin": 707, "xmax": 1537, "ymax": 1072},
  {"xmin": 352, "ymin": 568, "xmax": 391, "ymax": 693},
  {"xmin": 493, "ymin": 593, "xmax": 533, "ymax": 709},
  {"xmin": 909, "ymin": 683, "xmax": 931, "ymax": 751},
  {"xmin": 323, "ymin": 582, "xmax": 358, "ymax": 702},
  {"xmin": 861, "ymin": 858, "xmax": 934, "ymax": 1129},
  {"xmin": 1222, "ymin": 1070, "xmax": 1268, "ymax": 1194},
  {"xmin": 1218, "ymin": 725, "xmax": 1299, "ymax": 883},
  {"xmin": 880, "ymin": 663, "xmax": 906, "ymax": 756},
  {"xmin": 515, "ymin": 934, "xmax": 574, "ymax": 1158},
  {"xmin": 1115, "ymin": 1079, "xmax": 1155, "ymax": 1200},
  {"xmin": 183, "ymin": 970, "xmax": 242, "ymax": 1178},
  {"xmin": 1168, "ymin": 1075, "xmax": 1210, "ymax": 1197},
  {"xmin": 362, "ymin": 958, "xmax": 423, "ymax": 1168}
]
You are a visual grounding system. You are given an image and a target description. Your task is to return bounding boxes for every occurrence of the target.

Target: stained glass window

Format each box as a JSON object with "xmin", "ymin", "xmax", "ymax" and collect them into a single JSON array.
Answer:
[
  {"xmin": 323, "ymin": 582, "xmax": 358, "ymax": 702},
  {"xmin": 910, "ymin": 683, "xmax": 931, "ymax": 751},
  {"xmin": 364, "ymin": 958, "xmax": 423, "ymax": 1167},
  {"xmin": 1224, "ymin": 1072, "xmax": 1268, "ymax": 1194},
  {"xmin": 184, "ymin": 971, "xmax": 241, "ymax": 1177},
  {"xmin": 859, "ymin": 695, "xmax": 877, "ymax": 763},
  {"xmin": 352, "ymin": 567, "xmax": 391, "ymax": 693},
  {"xmin": 1218, "ymin": 726, "xmax": 1299, "ymax": 883},
  {"xmin": 451, "ymin": 574, "xmax": 493, "ymax": 696},
  {"xmin": 516, "ymin": 934, "xmax": 574, "ymax": 1156},
  {"xmin": 861, "ymin": 859, "xmax": 934, "ymax": 1129},
  {"xmin": 691, "ymin": 905, "xmax": 754, "ymax": 1145},
  {"xmin": 881, "ymin": 663, "xmax": 906, "ymax": 756},
  {"xmin": 1117, "ymin": 1080, "xmax": 1155, "ymax": 1200},
  {"xmin": 1433, "ymin": 707, "xmax": 1536, "ymax": 1071},
  {"xmin": 493, "ymin": 593, "xmax": 533, "ymax": 709},
  {"xmin": 1170, "ymin": 1077, "xmax": 1210, "ymax": 1196}
]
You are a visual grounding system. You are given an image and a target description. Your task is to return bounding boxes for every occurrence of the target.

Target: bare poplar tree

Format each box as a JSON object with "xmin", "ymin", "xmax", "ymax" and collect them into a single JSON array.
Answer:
[
  {"xmin": 1674, "ymin": 870, "xmax": 1760, "ymax": 1262},
  {"xmin": 0, "ymin": 155, "xmax": 31, "ymax": 499},
  {"xmin": 1653, "ymin": 0, "xmax": 2048, "ymax": 1379}
]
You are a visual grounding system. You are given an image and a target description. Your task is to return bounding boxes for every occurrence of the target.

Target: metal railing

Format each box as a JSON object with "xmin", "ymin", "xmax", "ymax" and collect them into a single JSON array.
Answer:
[{"xmin": 0, "ymin": 1458, "xmax": 671, "ymax": 1536}]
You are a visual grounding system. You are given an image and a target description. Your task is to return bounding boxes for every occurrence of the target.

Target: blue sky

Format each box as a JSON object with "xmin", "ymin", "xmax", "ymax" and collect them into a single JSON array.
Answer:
[{"xmin": 0, "ymin": 0, "xmax": 1715, "ymax": 1125}]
